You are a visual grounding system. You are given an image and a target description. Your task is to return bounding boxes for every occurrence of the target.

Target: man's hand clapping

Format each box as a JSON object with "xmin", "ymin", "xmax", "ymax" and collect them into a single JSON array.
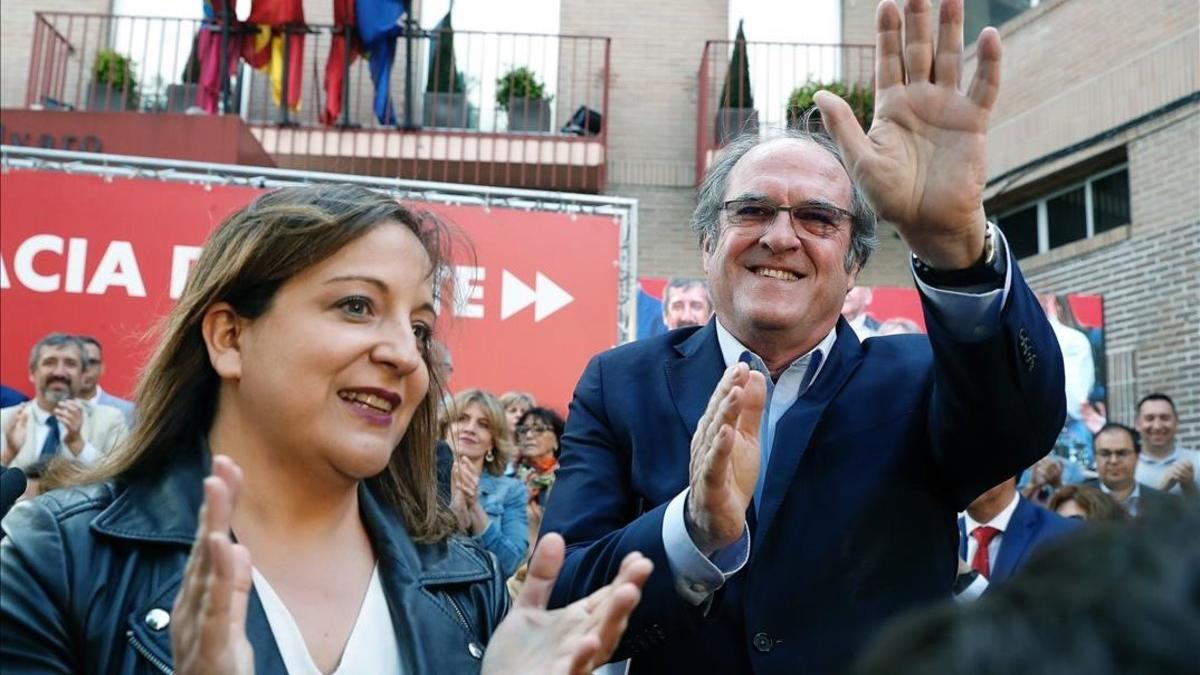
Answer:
[
  {"xmin": 54, "ymin": 400, "xmax": 86, "ymax": 455},
  {"xmin": 685, "ymin": 363, "xmax": 766, "ymax": 556}
]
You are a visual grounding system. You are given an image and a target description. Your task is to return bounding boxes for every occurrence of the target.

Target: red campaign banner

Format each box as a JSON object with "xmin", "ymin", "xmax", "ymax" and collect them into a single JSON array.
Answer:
[
  {"xmin": 0, "ymin": 170, "xmax": 622, "ymax": 413},
  {"xmin": 429, "ymin": 203, "xmax": 622, "ymax": 409}
]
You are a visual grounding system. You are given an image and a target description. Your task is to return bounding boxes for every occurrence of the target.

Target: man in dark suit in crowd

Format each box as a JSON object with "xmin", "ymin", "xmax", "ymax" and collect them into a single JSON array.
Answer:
[
  {"xmin": 857, "ymin": 499, "xmax": 1200, "ymax": 675},
  {"xmin": 541, "ymin": 1, "xmax": 1066, "ymax": 672},
  {"xmin": 1084, "ymin": 422, "xmax": 1173, "ymax": 517},
  {"xmin": 956, "ymin": 477, "xmax": 1080, "ymax": 598}
]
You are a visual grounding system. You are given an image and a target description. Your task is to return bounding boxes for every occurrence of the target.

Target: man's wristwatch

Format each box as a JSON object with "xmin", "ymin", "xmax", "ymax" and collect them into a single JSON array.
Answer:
[{"xmin": 911, "ymin": 222, "xmax": 1005, "ymax": 288}]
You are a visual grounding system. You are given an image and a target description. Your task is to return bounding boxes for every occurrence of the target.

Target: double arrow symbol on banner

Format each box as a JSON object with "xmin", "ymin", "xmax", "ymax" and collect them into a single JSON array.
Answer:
[{"xmin": 500, "ymin": 270, "xmax": 574, "ymax": 322}]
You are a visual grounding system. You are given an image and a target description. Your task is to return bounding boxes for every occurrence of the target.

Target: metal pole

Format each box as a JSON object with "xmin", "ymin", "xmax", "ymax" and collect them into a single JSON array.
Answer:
[
  {"xmin": 338, "ymin": 25, "xmax": 355, "ymax": 128},
  {"xmin": 403, "ymin": 14, "xmax": 416, "ymax": 129},
  {"xmin": 278, "ymin": 26, "xmax": 292, "ymax": 126},
  {"xmin": 218, "ymin": 3, "xmax": 230, "ymax": 114}
]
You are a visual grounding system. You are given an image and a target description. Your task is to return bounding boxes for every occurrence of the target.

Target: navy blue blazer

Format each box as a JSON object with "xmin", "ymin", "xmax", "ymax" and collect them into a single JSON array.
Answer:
[
  {"xmin": 958, "ymin": 496, "xmax": 1081, "ymax": 586},
  {"xmin": 542, "ymin": 264, "xmax": 1065, "ymax": 675}
]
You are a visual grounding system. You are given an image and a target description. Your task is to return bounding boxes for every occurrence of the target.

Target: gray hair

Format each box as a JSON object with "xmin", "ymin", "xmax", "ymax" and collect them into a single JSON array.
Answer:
[
  {"xmin": 688, "ymin": 125, "xmax": 878, "ymax": 274},
  {"xmin": 28, "ymin": 332, "xmax": 86, "ymax": 371},
  {"xmin": 662, "ymin": 277, "xmax": 713, "ymax": 313}
]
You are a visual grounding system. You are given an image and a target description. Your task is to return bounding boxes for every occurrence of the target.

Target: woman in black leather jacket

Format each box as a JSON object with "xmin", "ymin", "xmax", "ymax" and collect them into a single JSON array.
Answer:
[{"xmin": 0, "ymin": 185, "xmax": 650, "ymax": 675}]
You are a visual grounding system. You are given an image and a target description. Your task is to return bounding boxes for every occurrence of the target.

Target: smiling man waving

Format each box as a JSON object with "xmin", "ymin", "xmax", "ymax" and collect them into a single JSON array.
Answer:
[{"xmin": 540, "ymin": 1, "xmax": 1068, "ymax": 672}]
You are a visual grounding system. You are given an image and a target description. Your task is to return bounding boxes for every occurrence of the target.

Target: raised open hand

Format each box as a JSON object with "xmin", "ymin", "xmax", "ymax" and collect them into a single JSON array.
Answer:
[
  {"xmin": 816, "ymin": 0, "xmax": 1001, "ymax": 270},
  {"xmin": 171, "ymin": 455, "xmax": 255, "ymax": 675},
  {"xmin": 686, "ymin": 363, "xmax": 767, "ymax": 556},
  {"xmin": 482, "ymin": 533, "xmax": 652, "ymax": 675}
]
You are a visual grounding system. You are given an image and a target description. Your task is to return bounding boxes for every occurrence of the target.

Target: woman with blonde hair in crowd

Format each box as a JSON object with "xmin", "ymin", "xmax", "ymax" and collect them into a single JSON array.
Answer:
[
  {"xmin": 499, "ymin": 391, "xmax": 536, "ymax": 444},
  {"xmin": 443, "ymin": 389, "xmax": 529, "ymax": 577},
  {"xmin": 0, "ymin": 184, "xmax": 650, "ymax": 674}
]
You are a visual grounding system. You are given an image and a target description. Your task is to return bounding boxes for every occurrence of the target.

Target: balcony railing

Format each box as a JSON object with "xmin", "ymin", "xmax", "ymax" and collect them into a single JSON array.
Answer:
[
  {"xmin": 696, "ymin": 39, "xmax": 873, "ymax": 184},
  {"xmin": 24, "ymin": 12, "xmax": 611, "ymax": 191}
]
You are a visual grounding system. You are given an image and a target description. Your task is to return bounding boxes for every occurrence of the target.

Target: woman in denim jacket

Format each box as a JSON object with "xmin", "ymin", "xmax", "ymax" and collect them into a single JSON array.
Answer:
[{"xmin": 444, "ymin": 389, "xmax": 529, "ymax": 577}]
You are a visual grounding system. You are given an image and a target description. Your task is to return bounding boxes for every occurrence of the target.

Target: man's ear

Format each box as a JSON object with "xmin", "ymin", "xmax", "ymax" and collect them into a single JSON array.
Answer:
[
  {"xmin": 201, "ymin": 302, "xmax": 246, "ymax": 381},
  {"xmin": 846, "ymin": 262, "xmax": 861, "ymax": 293}
]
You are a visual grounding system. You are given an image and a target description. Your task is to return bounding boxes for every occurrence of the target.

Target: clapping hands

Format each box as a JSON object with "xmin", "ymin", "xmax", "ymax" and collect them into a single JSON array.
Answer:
[{"xmin": 482, "ymin": 534, "xmax": 652, "ymax": 675}]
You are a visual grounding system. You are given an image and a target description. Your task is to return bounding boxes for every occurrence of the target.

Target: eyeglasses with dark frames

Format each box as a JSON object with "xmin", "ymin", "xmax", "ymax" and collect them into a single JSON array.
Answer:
[
  {"xmin": 516, "ymin": 424, "xmax": 553, "ymax": 436},
  {"xmin": 720, "ymin": 198, "xmax": 853, "ymax": 239}
]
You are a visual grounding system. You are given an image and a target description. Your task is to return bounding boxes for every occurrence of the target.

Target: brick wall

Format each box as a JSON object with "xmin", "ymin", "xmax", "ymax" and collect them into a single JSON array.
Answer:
[
  {"xmin": 840, "ymin": 0, "xmax": 878, "ymax": 46},
  {"xmin": 1022, "ymin": 112, "xmax": 1200, "ymax": 448},
  {"xmin": 969, "ymin": 0, "xmax": 1198, "ymax": 180},
  {"xmin": 560, "ymin": 0, "xmax": 726, "ymax": 278},
  {"xmin": 1, "ymin": 0, "xmax": 112, "ymax": 109},
  {"xmin": 614, "ymin": 183, "xmax": 706, "ymax": 277}
]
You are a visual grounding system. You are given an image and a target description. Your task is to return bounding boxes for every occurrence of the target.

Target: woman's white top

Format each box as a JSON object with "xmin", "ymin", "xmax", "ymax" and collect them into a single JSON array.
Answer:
[{"xmin": 251, "ymin": 564, "xmax": 403, "ymax": 675}]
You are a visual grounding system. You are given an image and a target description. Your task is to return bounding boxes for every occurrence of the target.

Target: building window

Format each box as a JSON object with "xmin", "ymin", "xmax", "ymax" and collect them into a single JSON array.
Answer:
[
  {"xmin": 995, "ymin": 166, "xmax": 1130, "ymax": 258},
  {"xmin": 965, "ymin": 0, "xmax": 1041, "ymax": 44}
]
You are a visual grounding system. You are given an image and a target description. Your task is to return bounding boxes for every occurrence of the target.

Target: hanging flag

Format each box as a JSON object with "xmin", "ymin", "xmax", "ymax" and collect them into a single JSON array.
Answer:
[
  {"xmin": 320, "ymin": 0, "xmax": 363, "ymax": 125},
  {"xmin": 195, "ymin": 0, "xmax": 241, "ymax": 113},
  {"xmin": 355, "ymin": 0, "xmax": 407, "ymax": 125},
  {"xmin": 244, "ymin": 0, "xmax": 306, "ymax": 111}
]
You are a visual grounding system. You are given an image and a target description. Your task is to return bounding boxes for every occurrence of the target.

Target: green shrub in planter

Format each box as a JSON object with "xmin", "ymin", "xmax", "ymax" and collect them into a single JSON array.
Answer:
[
  {"xmin": 495, "ymin": 66, "xmax": 549, "ymax": 107},
  {"xmin": 497, "ymin": 66, "xmax": 553, "ymax": 132},
  {"xmin": 786, "ymin": 81, "xmax": 873, "ymax": 131},
  {"xmin": 90, "ymin": 49, "xmax": 140, "ymax": 110}
]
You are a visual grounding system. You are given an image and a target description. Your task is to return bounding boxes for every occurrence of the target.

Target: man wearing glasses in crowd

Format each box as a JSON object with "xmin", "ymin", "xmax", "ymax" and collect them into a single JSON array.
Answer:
[
  {"xmin": 540, "ymin": 1, "xmax": 1067, "ymax": 672},
  {"xmin": 1086, "ymin": 423, "xmax": 1174, "ymax": 517}
]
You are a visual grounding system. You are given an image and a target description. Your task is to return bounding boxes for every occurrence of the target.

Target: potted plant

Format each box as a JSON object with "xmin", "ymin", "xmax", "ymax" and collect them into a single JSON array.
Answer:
[
  {"xmin": 423, "ymin": 11, "xmax": 471, "ymax": 128},
  {"xmin": 497, "ymin": 66, "xmax": 552, "ymax": 132},
  {"xmin": 716, "ymin": 20, "xmax": 757, "ymax": 144},
  {"xmin": 88, "ymin": 49, "xmax": 140, "ymax": 111},
  {"xmin": 786, "ymin": 80, "xmax": 874, "ymax": 131}
]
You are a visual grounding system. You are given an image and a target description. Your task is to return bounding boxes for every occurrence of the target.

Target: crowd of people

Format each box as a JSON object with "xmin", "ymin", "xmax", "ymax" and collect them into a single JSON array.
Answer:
[{"xmin": 1, "ymin": 1, "xmax": 1196, "ymax": 673}]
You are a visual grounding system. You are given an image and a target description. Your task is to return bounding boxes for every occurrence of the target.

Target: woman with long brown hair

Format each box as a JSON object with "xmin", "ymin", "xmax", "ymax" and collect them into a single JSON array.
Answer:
[{"xmin": 0, "ymin": 184, "xmax": 649, "ymax": 674}]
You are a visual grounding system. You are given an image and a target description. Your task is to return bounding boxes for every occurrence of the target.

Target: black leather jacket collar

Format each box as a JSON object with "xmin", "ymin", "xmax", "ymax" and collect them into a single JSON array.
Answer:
[{"xmin": 1, "ymin": 442, "xmax": 507, "ymax": 674}]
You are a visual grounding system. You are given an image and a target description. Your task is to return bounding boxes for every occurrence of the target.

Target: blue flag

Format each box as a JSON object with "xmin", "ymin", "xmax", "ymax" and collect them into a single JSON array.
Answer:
[{"xmin": 355, "ymin": 0, "xmax": 406, "ymax": 124}]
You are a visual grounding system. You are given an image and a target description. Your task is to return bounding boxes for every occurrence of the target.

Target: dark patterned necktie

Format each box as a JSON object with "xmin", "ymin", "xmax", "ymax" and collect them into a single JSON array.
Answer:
[{"xmin": 38, "ymin": 415, "xmax": 61, "ymax": 462}]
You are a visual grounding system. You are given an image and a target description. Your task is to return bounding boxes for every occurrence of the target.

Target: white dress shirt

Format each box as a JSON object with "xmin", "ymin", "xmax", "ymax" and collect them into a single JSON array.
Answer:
[
  {"xmin": 19, "ymin": 404, "xmax": 100, "ymax": 467},
  {"xmin": 1097, "ymin": 480, "xmax": 1143, "ymax": 515},
  {"xmin": 963, "ymin": 491, "xmax": 1020, "ymax": 575},
  {"xmin": 252, "ymin": 564, "xmax": 403, "ymax": 675},
  {"xmin": 1136, "ymin": 445, "xmax": 1200, "ymax": 494}
]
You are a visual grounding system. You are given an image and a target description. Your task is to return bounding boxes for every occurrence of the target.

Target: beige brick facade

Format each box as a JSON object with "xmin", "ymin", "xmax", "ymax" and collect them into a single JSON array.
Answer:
[
  {"xmin": 979, "ymin": 0, "xmax": 1199, "ymax": 445},
  {"xmin": 560, "ymin": 0, "xmax": 726, "ymax": 278},
  {"xmin": 1, "ymin": 0, "xmax": 112, "ymax": 109}
]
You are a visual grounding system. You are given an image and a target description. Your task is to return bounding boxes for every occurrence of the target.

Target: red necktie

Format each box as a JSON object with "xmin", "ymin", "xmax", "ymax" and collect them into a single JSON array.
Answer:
[{"xmin": 970, "ymin": 526, "xmax": 1001, "ymax": 578}]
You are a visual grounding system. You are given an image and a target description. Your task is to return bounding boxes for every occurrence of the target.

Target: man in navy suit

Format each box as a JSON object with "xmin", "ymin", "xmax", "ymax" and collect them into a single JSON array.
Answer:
[
  {"xmin": 957, "ymin": 478, "xmax": 1080, "ymax": 597},
  {"xmin": 541, "ymin": 1, "xmax": 1066, "ymax": 672}
]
